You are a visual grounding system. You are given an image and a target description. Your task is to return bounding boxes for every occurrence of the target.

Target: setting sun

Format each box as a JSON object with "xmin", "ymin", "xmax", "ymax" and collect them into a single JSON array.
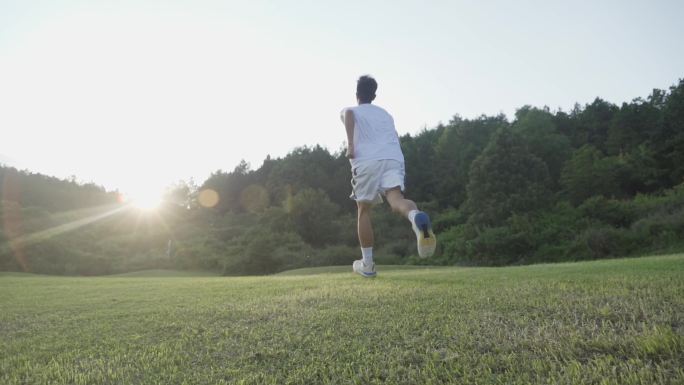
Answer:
[{"xmin": 127, "ymin": 191, "xmax": 163, "ymax": 210}]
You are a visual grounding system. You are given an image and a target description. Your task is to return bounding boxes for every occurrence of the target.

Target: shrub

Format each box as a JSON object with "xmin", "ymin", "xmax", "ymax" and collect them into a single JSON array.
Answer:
[
  {"xmin": 440, "ymin": 223, "xmax": 532, "ymax": 266},
  {"xmin": 376, "ymin": 238, "xmax": 414, "ymax": 264},
  {"xmin": 223, "ymin": 230, "xmax": 311, "ymax": 275},
  {"xmin": 287, "ymin": 188, "xmax": 341, "ymax": 247},
  {"xmin": 631, "ymin": 208, "xmax": 684, "ymax": 250},
  {"xmin": 579, "ymin": 196, "xmax": 638, "ymax": 228},
  {"xmin": 570, "ymin": 226, "xmax": 642, "ymax": 260},
  {"xmin": 311, "ymin": 245, "xmax": 358, "ymax": 267},
  {"xmin": 432, "ymin": 207, "xmax": 467, "ymax": 233}
]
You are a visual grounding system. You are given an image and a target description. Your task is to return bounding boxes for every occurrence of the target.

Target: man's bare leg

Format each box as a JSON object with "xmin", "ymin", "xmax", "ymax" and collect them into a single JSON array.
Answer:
[
  {"xmin": 353, "ymin": 201, "xmax": 377, "ymax": 277},
  {"xmin": 357, "ymin": 201, "xmax": 374, "ymax": 248},
  {"xmin": 384, "ymin": 187, "xmax": 418, "ymax": 218},
  {"xmin": 385, "ymin": 187, "xmax": 437, "ymax": 258}
]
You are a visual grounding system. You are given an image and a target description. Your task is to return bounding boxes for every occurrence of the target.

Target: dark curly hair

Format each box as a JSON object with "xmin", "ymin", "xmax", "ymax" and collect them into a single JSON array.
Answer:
[{"xmin": 356, "ymin": 75, "xmax": 377, "ymax": 104}]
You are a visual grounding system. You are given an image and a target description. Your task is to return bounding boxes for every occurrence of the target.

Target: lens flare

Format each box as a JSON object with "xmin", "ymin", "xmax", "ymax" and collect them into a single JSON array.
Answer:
[
  {"xmin": 198, "ymin": 189, "xmax": 219, "ymax": 208},
  {"xmin": 128, "ymin": 191, "xmax": 163, "ymax": 210}
]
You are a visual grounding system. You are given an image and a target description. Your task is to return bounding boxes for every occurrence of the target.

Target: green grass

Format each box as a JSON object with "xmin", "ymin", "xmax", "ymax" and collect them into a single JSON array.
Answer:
[
  {"xmin": 106, "ymin": 269, "xmax": 219, "ymax": 277},
  {"xmin": 1, "ymin": 255, "xmax": 683, "ymax": 384},
  {"xmin": 275, "ymin": 264, "xmax": 443, "ymax": 276}
]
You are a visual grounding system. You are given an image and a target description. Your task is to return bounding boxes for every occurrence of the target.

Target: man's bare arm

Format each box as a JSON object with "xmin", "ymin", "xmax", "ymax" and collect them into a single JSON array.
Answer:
[{"xmin": 343, "ymin": 109, "xmax": 355, "ymax": 158}]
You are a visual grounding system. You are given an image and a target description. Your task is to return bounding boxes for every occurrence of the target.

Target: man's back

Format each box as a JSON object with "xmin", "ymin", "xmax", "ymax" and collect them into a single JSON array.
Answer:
[{"xmin": 343, "ymin": 104, "xmax": 404, "ymax": 166}]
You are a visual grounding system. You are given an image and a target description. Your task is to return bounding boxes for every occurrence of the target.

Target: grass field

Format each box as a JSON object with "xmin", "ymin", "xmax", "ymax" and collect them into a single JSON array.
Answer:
[{"xmin": 1, "ymin": 255, "xmax": 683, "ymax": 384}]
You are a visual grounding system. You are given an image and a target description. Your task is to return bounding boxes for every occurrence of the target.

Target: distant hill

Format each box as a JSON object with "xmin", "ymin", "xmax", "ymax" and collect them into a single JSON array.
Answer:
[
  {"xmin": 0, "ymin": 165, "xmax": 118, "ymax": 212},
  {"xmin": 106, "ymin": 269, "xmax": 218, "ymax": 277}
]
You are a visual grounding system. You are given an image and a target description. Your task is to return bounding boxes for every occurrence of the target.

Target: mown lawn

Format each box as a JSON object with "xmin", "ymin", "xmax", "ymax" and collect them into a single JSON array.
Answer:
[{"xmin": 1, "ymin": 255, "xmax": 683, "ymax": 384}]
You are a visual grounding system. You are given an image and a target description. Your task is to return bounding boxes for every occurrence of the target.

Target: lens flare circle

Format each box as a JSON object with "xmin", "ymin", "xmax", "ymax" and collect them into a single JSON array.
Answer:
[{"xmin": 198, "ymin": 189, "xmax": 219, "ymax": 208}]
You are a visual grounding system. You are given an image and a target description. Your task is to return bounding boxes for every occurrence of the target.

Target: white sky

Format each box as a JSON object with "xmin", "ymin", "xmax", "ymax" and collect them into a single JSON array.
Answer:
[{"xmin": 1, "ymin": 0, "xmax": 683, "ymax": 201}]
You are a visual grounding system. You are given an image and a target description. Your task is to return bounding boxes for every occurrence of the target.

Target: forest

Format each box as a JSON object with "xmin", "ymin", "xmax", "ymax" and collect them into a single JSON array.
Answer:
[{"xmin": 1, "ymin": 79, "xmax": 683, "ymax": 275}]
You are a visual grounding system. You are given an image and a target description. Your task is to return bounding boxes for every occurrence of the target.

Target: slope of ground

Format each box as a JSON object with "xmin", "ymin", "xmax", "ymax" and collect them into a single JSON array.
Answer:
[
  {"xmin": 106, "ymin": 269, "xmax": 219, "ymax": 277},
  {"xmin": 275, "ymin": 264, "xmax": 444, "ymax": 276},
  {"xmin": 1, "ymin": 254, "xmax": 683, "ymax": 384}
]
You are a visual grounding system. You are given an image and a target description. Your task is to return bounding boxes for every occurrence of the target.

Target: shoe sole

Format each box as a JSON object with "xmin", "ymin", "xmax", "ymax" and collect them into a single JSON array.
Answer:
[
  {"xmin": 353, "ymin": 262, "xmax": 377, "ymax": 278},
  {"xmin": 418, "ymin": 226, "xmax": 437, "ymax": 256},
  {"xmin": 412, "ymin": 214, "xmax": 437, "ymax": 258}
]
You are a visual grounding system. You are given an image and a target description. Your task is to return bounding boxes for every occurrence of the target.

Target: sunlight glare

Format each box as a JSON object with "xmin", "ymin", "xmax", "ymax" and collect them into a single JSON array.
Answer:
[{"xmin": 129, "ymin": 191, "xmax": 163, "ymax": 210}]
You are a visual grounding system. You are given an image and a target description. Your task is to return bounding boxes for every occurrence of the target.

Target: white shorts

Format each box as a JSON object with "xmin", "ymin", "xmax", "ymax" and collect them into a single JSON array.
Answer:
[{"xmin": 350, "ymin": 159, "xmax": 405, "ymax": 204}]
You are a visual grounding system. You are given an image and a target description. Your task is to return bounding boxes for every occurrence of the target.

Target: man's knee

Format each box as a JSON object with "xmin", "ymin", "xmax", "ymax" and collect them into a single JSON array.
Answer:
[
  {"xmin": 385, "ymin": 188, "xmax": 405, "ymax": 210},
  {"xmin": 357, "ymin": 202, "xmax": 372, "ymax": 215}
]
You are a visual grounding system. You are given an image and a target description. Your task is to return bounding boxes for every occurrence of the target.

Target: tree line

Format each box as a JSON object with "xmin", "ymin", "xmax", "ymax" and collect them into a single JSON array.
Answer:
[{"xmin": 1, "ymin": 79, "xmax": 683, "ymax": 275}]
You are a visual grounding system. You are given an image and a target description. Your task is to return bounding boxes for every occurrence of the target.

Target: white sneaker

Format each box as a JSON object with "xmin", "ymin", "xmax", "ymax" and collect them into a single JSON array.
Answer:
[
  {"xmin": 352, "ymin": 260, "xmax": 377, "ymax": 278},
  {"xmin": 411, "ymin": 211, "xmax": 437, "ymax": 258}
]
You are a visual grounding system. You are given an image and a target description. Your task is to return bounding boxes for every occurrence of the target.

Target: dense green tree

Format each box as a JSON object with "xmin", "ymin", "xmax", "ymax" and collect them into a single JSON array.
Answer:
[
  {"xmin": 606, "ymin": 98, "xmax": 661, "ymax": 156},
  {"xmin": 512, "ymin": 106, "xmax": 572, "ymax": 187},
  {"xmin": 401, "ymin": 124, "xmax": 444, "ymax": 203},
  {"xmin": 0, "ymin": 166, "xmax": 117, "ymax": 212},
  {"xmin": 163, "ymin": 180, "xmax": 198, "ymax": 209},
  {"xmin": 226, "ymin": 229, "xmax": 310, "ymax": 275},
  {"xmin": 465, "ymin": 127, "xmax": 551, "ymax": 226},
  {"xmin": 658, "ymin": 79, "xmax": 684, "ymax": 184},
  {"xmin": 553, "ymin": 106, "xmax": 580, "ymax": 147},
  {"xmin": 573, "ymin": 98, "xmax": 619, "ymax": 151},
  {"xmin": 201, "ymin": 160, "xmax": 252, "ymax": 213},
  {"xmin": 620, "ymin": 145, "xmax": 664, "ymax": 195},
  {"xmin": 431, "ymin": 115, "xmax": 504, "ymax": 208},
  {"xmin": 560, "ymin": 145, "xmax": 632, "ymax": 204},
  {"xmin": 286, "ymin": 188, "xmax": 341, "ymax": 247},
  {"xmin": 264, "ymin": 146, "xmax": 348, "ymax": 207}
]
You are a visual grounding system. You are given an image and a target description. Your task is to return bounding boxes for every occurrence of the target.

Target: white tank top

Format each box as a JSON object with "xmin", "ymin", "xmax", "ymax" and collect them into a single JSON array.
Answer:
[{"xmin": 341, "ymin": 104, "xmax": 405, "ymax": 167}]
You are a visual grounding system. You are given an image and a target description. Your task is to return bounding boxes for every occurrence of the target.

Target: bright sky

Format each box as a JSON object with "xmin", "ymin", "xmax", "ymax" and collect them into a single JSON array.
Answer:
[{"xmin": 1, "ymin": 0, "xmax": 683, "ymax": 202}]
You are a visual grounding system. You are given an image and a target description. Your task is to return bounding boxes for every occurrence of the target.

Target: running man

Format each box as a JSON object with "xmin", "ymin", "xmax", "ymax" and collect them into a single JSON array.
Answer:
[{"xmin": 340, "ymin": 75, "xmax": 437, "ymax": 278}]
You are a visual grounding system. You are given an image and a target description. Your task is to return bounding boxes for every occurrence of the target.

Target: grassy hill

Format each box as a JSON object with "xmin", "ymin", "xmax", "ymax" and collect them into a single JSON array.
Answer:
[
  {"xmin": 106, "ymin": 269, "xmax": 219, "ymax": 277},
  {"xmin": 1, "ymin": 254, "xmax": 683, "ymax": 384},
  {"xmin": 275, "ymin": 264, "xmax": 445, "ymax": 276}
]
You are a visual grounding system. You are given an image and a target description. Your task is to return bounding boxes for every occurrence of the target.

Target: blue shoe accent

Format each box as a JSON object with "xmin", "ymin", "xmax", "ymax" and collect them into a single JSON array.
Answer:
[
  {"xmin": 353, "ymin": 260, "xmax": 377, "ymax": 278},
  {"xmin": 414, "ymin": 212, "xmax": 432, "ymax": 238},
  {"xmin": 412, "ymin": 212, "xmax": 437, "ymax": 258}
]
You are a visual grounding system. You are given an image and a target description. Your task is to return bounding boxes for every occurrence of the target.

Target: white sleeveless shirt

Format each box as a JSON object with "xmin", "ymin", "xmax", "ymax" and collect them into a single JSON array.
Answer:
[{"xmin": 340, "ymin": 104, "xmax": 405, "ymax": 167}]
